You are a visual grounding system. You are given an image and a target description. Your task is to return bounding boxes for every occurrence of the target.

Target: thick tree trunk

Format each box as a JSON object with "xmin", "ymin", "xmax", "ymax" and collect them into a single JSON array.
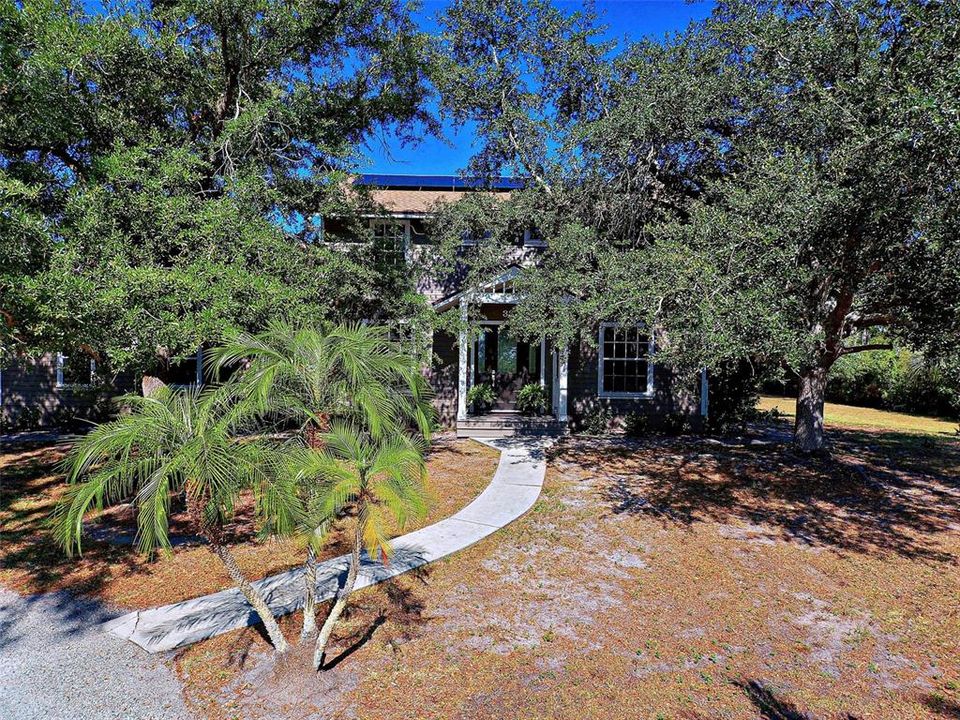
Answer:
[
  {"xmin": 313, "ymin": 521, "xmax": 362, "ymax": 670},
  {"xmin": 300, "ymin": 545, "xmax": 318, "ymax": 641},
  {"xmin": 210, "ymin": 541, "xmax": 290, "ymax": 654},
  {"xmin": 794, "ymin": 366, "xmax": 828, "ymax": 452}
]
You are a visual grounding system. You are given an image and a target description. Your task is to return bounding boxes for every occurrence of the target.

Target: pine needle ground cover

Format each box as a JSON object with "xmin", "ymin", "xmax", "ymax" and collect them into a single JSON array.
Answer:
[
  {"xmin": 3, "ymin": 421, "xmax": 958, "ymax": 718},
  {"xmin": 0, "ymin": 436, "xmax": 498, "ymax": 609},
  {"xmin": 180, "ymin": 424, "xmax": 957, "ymax": 720}
]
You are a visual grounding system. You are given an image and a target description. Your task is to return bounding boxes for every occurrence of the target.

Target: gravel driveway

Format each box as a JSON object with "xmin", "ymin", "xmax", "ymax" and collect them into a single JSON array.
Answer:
[{"xmin": 0, "ymin": 588, "xmax": 191, "ymax": 720}]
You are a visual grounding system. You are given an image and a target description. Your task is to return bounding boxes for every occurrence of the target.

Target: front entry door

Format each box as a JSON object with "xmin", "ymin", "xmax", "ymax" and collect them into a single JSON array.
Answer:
[{"xmin": 475, "ymin": 325, "xmax": 540, "ymax": 410}]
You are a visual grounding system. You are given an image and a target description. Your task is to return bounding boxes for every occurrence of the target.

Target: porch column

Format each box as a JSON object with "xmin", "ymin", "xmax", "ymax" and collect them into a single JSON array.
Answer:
[
  {"xmin": 539, "ymin": 338, "xmax": 546, "ymax": 388},
  {"xmin": 557, "ymin": 346, "xmax": 569, "ymax": 422},
  {"xmin": 457, "ymin": 297, "xmax": 469, "ymax": 421}
]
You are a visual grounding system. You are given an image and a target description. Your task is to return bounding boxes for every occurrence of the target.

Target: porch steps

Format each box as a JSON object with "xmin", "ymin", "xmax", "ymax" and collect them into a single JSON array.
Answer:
[{"xmin": 456, "ymin": 412, "xmax": 566, "ymax": 439}]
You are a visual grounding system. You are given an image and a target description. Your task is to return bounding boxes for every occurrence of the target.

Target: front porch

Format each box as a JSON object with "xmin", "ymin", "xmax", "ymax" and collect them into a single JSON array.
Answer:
[
  {"xmin": 455, "ymin": 409, "xmax": 567, "ymax": 439},
  {"xmin": 438, "ymin": 269, "xmax": 569, "ymax": 439}
]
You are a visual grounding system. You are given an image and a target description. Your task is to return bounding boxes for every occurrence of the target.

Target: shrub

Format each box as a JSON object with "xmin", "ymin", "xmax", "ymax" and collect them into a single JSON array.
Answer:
[
  {"xmin": 516, "ymin": 383, "xmax": 549, "ymax": 415},
  {"xmin": 623, "ymin": 412, "xmax": 650, "ymax": 437},
  {"xmin": 705, "ymin": 360, "xmax": 767, "ymax": 433},
  {"xmin": 580, "ymin": 406, "xmax": 615, "ymax": 435},
  {"xmin": 466, "ymin": 383, "xmax": 496, "ymax": 412},
  {"xmin": 660, "ymin": 411, "xmax": 696, "ymax": 435},
  {"xmin": 827, "ymin": 347, "xmax": 959, "ymax": 419}
]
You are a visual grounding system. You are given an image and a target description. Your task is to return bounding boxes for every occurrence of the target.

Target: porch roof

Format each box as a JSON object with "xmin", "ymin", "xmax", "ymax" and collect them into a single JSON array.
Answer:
[{"xmin": 432, "ymin": 266, "xmax": 522, "ymax": 312}]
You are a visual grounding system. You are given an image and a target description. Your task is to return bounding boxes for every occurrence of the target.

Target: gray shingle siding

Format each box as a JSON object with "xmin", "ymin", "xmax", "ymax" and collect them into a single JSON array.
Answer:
[
  {"xmin": 1, "ymin": 354, "xmax": 133, "ymax": 431},
  {"xmin": 567, "ymin": 335, "xmax": 700, "ymax": 430}
]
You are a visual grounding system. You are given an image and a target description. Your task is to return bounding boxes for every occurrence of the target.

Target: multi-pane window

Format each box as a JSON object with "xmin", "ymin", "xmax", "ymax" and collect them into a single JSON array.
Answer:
[
  {"xmin": 56, "ymin": 353, "xmax": 96, "ymax": 387},
  {"xmin": 371, "ymin": 221, "xmax": 407, "ymax": 264},
  {"xmin": 523, "ymin": 226, "xmax": 546, "ymax": 247},
  {"xmin": 598, "ymin": 324, "xmax": 653, "ymax": 397},
  {"xmin": 409, "ymin": 219, "xmax": 431, "ymax": 245}
]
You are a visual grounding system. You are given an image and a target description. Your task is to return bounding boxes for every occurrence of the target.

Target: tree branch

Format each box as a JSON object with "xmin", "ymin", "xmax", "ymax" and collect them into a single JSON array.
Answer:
[
  {"xmin": 839, "ymin": 342, "xmax": 893, "ymax": 356},
  {"xmin": 846, "ymin": 312, "xmax": 894, "ymax": 329}
]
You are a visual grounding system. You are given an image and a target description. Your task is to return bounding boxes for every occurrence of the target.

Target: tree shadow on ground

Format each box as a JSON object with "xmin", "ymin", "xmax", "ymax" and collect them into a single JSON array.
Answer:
[
  {"xmin": 322, "ymin": 567, "xmax": 430, "ymax": 670},
  {"xmin": 733, "ymin": 679, "xmax": 816, "ymax": 719},
  {"xmin": 0, "ymin": 440, "xmax": 259, "ymax": 599},
  {"xmin": 923, "ymin": 693, "xmax": 960, "ymax": 718},
  {"xmin": 206, "ymin": 571, "xmax": 433, "ymax": 720},
  {"xmin": 0, "ymin": 440, "xmax": 139, "ymax": 598},
  {"xmin": 552, "ymin": 422, "xmax": 960, "ymax": 562}
]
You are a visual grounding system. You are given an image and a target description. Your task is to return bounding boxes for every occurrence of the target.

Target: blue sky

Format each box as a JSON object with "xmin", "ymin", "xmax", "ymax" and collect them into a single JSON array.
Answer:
[{"xmin": 362, "ymin": 0, "xmax": 716, "ymax": 175}]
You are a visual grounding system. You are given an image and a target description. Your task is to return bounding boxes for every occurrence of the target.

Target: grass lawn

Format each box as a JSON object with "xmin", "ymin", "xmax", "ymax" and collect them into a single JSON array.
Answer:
[{"xmin": 759, "ymin": 394, "xmax": 959, "ymax": 437}]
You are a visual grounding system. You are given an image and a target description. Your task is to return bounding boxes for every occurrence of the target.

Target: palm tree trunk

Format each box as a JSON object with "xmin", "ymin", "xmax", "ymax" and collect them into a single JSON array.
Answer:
[
  {"xmin": 300, "ymin": 545, "xmax": 318, "ymax": 640},
  {"xmin": 313, "ymin": 521, "xmax": 362, "ymax": 670},
  {"xmin": 209, "ymin": 541, "xmax": 290, "ymax": 654}
]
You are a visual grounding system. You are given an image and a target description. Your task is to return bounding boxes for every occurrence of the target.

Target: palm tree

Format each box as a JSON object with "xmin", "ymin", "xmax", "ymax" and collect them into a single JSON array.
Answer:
[
  {"xmin": 285, "ymin": 422, "xmax": 429, "ymax": 671},
  {"xmin": 208, "ymin": 320, "xmax": 434, "ymax": 446},
  {"xmin": 52, "ymin": 386, "xmax": 298, "ymax": 654},
  {"xmin": 208, "ymin": 320, "xmax": 435, "ymax": 639}
]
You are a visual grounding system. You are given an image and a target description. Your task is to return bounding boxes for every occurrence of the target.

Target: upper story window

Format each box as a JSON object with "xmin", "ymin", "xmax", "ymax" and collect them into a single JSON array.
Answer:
[
  {"xmin": 597, "ymin": 323, "xmax": 654, "ymax": 398},
  {"xmin": 523, "ymin": 226, "xmax": 547, "ymax": 247},
  {"xmin": 56, "ymin": 353, "xmax": 96, "ymax": 388},
  {"xmin": 409, "ymin": 219, "xmax": 431, "ymax": 245},
  {"xmin": 371, "ymin": 220, "xmax": 407, "ymax": 264}
]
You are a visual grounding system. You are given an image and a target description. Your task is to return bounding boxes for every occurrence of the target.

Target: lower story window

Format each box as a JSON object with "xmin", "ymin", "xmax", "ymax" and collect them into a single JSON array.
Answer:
[
  {"xmin": 598, "ymin": 323, "xmax": 653, "ymax": 397},
  {"xmin": 56, "ymin": 353, "xmax": 96, "ymax": 387}
]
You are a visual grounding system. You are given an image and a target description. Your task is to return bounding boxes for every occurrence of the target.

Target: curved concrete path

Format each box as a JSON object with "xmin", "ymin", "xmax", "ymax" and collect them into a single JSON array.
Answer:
[{"xmin": 104, "ymin": 437, "xmax": 547, "ymax": 653}]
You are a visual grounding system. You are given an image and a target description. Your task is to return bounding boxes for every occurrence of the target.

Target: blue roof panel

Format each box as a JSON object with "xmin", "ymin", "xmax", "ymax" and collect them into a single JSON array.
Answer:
[{"xmin": 356, "ymin": 174, "xmax": 525, "ymax": 190}]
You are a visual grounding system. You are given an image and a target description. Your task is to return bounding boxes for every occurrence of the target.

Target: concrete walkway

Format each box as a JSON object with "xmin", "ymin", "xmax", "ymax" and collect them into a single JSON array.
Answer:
[{"xmin": 104, "ymin": 437, "xmax": 548, "ymax": 653}]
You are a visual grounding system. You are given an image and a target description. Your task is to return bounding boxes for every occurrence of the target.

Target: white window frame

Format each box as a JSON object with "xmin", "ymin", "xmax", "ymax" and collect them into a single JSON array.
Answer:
[
  {"xmin": 596, "ymin": 323, "xmax": 654, "ymax": 399},
  {"xmin": 523, "ymin": 227, "xmax": 547, "ymax": 248},
  {"xmin": 55, "ymin": 352, "xmax": 96, "ymax": 388},
  {"xmin": 369, "ymin": 218, "xmax": 410, "ymax": 263}
]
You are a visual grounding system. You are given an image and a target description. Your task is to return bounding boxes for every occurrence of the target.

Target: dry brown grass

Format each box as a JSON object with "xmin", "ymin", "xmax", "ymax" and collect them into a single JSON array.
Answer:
[
  {"xmin": 5, "ymin": 425, "xmax": 959, "ymax": 719},
  {"xmin": 172, "ymin": 425, "xmax": 960, "ymax": 720},
  {"xmin": 0, "ymin": 434, "xmax": 498, "ymax": 609}
]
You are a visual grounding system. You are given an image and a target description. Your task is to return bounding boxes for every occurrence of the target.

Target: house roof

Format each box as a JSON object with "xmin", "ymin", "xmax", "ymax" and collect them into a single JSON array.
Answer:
[
  {"xmin": 355, "ymin": 174, "xmax": 525, "ymax": 191},
  {"xmin": 354, "ymin": 174, "xmax": 521, "ymax": 216},
  {"xmin": 432, "ymin": 265, "xmax": 522, "ymax": 311}
]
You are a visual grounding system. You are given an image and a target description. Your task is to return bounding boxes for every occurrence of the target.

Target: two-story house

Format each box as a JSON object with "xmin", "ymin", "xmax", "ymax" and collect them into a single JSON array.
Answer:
[
  {"xmin": 0, "ymin": 173, "xmax": 707, "ymax": 436},
  {"xmin": 353, "ymin": 174, "xmax": 707, "ymax": 438}
]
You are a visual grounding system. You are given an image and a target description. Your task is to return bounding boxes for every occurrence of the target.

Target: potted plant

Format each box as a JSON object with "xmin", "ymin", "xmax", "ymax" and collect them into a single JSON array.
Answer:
[
  {"xmin": 466, "ymin": 382, "xmax": 496, "ymax": 414},
  {"xmin": 516, "ymin": 383, "xmax": 549, "ymax": 416}
]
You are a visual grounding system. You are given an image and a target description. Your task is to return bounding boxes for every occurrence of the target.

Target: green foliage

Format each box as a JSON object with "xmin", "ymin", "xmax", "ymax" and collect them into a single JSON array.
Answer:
[
  {"xmin": 0, "ymin": 0, "xmax": 433, "ymax": 372},
  {"xmin": 52, "ymin": 385, "xmax": 298, "ymax": 556},
  {"xmin": 659, "ymin": 412, "xmax": 697, "ymax": 436},
  {"xmin": 580, "ymin": 406, "xmax": 615, "ymax": 436},
  {"xmin": 466, "ymin": 382, "xmax": 496, "ymax": 412},
  {"xmin": 515, "ymin": 383, "xmax": 549, "ymax": 416},
  {"xmin": 704, "ymin": 361, "xmax": 767, "ymax": 434},
  {"xmin": 210, "ymin": 321, "xmax": 435, "ymax": 440},
  {"xmin": 622, "ymin": 412, "xmax": 650, "ymax": 438},
  {"xmin": 434, "ymin": 0, "xmax": 960, "ymax": 448},
  {"xmin": 827, "ymin": 348, "xmax": 960, "ymax": 419},
  {"xmin": 284, "ymin": 422, "xmax": 428, "ymax": 562}
]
